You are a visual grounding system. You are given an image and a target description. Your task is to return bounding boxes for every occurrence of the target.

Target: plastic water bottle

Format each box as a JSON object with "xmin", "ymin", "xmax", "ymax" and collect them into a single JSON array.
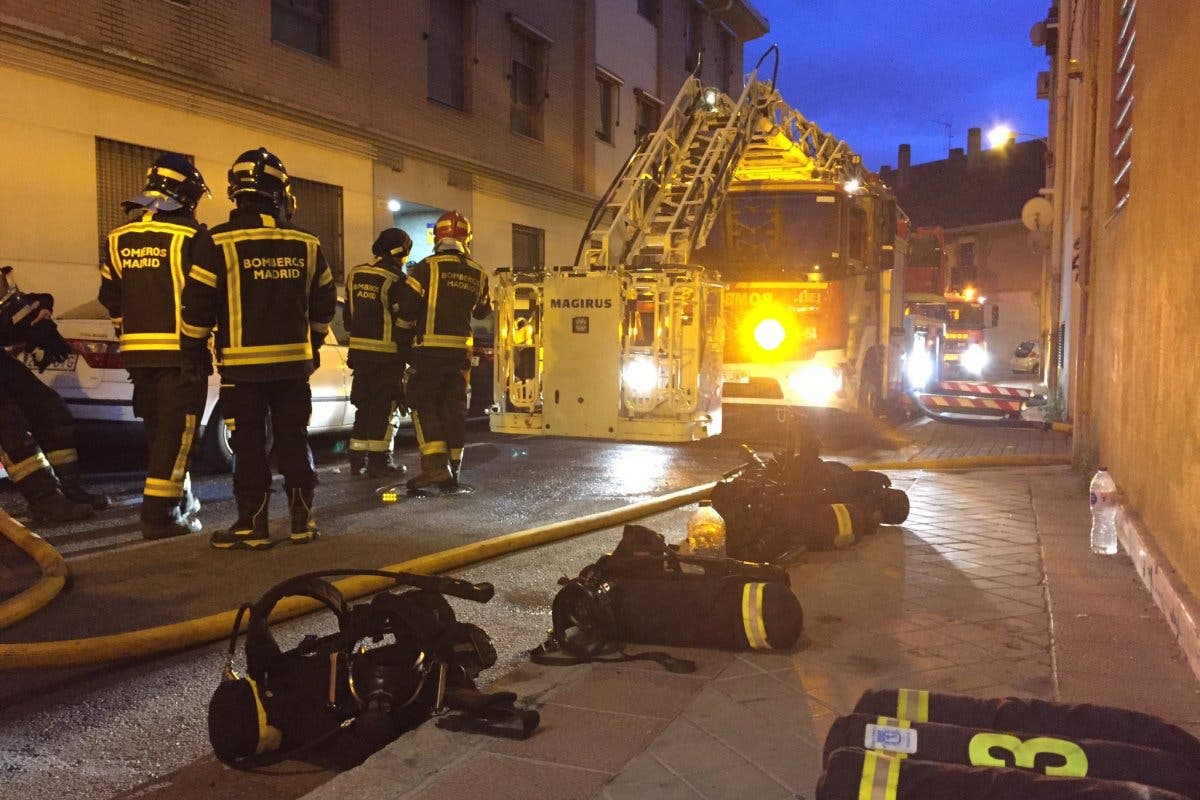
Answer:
[
  {"xmin": 1089, "ymin": 468, "xmax": 1118, "ymax": 555},
  {"xmin": 686, "ymin": 499, "xmax": 726, "ymax": 558}
]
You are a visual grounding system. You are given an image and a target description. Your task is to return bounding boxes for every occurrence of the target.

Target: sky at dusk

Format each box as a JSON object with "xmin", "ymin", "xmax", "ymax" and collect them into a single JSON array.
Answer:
[{"xmin": 746, "ymin": 0, "xmax": 1052, "ymax": 172}]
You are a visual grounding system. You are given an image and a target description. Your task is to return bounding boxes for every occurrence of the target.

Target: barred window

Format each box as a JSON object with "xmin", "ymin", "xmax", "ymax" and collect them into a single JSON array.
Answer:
[
  {"xmin": 271, "ymin": 0, "xmax": 331, "ymax": 59},
  {"xmin": 1111, "ymin": 0, "xmax": 1135, "ymax": 211},
  {"xmin": 428, "ymin": 0, "xmax": 470, "ymax": 109},
  {"xmin": 291, "ymin": 177, "xmax": 345, "ymax": 283},
  {"xmin": 512, "ymin": 224, "xmax": 545, "ymax": 271},
  {"xmin": 509, "ymin": 19, "xmax": 549, "ymax": 140},
  {"xmin": 95, "ymin": 137, "xmax": 187, "ymax": 262}
]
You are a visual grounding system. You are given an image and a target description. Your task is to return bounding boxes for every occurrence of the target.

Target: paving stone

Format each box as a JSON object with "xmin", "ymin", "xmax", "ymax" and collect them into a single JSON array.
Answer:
[
  {"xmin": 599, "ymin": 752, "xmax": 704, "ymax": 800},
  {"xmin": 649, "ymin": 717, "xmax": 795, "ymax": 800},
  {"xmin": 548, "ymin": 665, "xmax": 707, "ymax": 719},
  {"xmin": 683, "ymin": 684, "xmax": 826, "ymax": 793},
  {"xmin": 409, "ymin": 752, "xmax": 612, "ymax": 800},
  {"xmin": 486, "ymin": 703, "xmax": 664, "ymax": 773}
]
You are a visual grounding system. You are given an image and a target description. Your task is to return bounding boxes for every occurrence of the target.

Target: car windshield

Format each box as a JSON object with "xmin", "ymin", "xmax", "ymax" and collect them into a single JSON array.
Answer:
[{"xmin": 946, "ymin": 302, "xmax": 984, "ymax": 328}]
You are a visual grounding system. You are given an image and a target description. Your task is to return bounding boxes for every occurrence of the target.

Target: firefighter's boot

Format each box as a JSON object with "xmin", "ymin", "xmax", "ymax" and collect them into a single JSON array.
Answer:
[
  {"xmin": 209, "ymin": 493, "xmax": 272, "ymax": 550},
  {"xmin": 449, "ymin": 457, "xmax": 462, "ymax": 485},
  {"xmin": 26, "ymin": 486, "xmax": 94, "ymax": 524},
  {"xmin": 405, "ymin": 453, "xmax": 453, "ymax": 493},
  {"xmin": 141, "ymin": 495, "xmax": 202, "ymax": 540},
  {"xmin": 178, "ymin": 473, "xmax": 201, "ymax": 519},
  {"xmin": 348, "ymin": 451, "xmax": 368, "ymax": 476},
  {"xmin": 367, "ymin": 451, "xmax": 406, "ymax": 479},
  {"xmin": 288, "ymin": 488, "xmax": 319, "ymax": 545},
  {"xmin": 55, "ymin": 462, "xmax": 112, "ymax": 511}
]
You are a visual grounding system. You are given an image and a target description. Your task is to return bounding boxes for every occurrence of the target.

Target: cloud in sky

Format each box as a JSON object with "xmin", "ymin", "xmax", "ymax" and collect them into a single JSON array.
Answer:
[{"xmin": 745, "ymin": 0, "xmax": 1052, "ymax": 171}]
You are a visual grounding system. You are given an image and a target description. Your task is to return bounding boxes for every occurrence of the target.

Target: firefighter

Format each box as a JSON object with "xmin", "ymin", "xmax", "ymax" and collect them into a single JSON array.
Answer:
[
  {"xmin": 0, "ymin": 266, "xmax": 110, "ymax": 521},
  {"xmin": 99, "ymin": 153, "xmax": 211, "ymax": 540},
  {"xmin": 180, "ymin": 147, "xmax": 336, "ymax": 550},
  {"xmin": 344, "ymin": 228, "xmax": 413, "ymax": 478},
  {"xmin": 397, "ymin": 211, "xmax": 491, "ymax": 492}
]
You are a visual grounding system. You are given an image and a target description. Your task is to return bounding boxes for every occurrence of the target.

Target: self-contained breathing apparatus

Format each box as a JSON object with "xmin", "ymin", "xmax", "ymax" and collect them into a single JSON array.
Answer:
[
  {"xmin": 208, "ymin": 569, "xmax": 539, "ymax": 769},
  {"xmin": 532, "ymin": 524, "xmax": 803, "ymax": 673},
  {"xmin": 0, "ymin": 266, "xmax": 71, "ymax": 372},
  {"xmin": 710, "ymin": 420, "xmax": 910, "ymax": 562}
]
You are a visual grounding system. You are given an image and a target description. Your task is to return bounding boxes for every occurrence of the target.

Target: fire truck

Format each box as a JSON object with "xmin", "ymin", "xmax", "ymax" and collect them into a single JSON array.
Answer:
[
  {"xmin": 488, "ymin": 63, "xmax": 916, "ymax": 442},
  {"xmin": 942, "ymin": 283, "xmax": 988, "ymax": 378}
]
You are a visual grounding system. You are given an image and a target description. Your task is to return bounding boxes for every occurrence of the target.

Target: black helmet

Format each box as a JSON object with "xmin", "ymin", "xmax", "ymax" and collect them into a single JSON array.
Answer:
[
  {"xmin": 123, "ymin": 153, "xmax": 210, "ymax": 214},
  {"xmin": 372, "ymin": 228, "xmax": 413, "ymax": 260},
  {"xmin": 228, "ymin": 147, "xmax": 297, "ymax": 220}
]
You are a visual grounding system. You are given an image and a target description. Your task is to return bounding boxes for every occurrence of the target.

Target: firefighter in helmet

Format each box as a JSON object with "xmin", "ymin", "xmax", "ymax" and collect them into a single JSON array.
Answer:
[
  {"xmin": 180, "ymin": 147, "xmax": 336, "ymax": 550},
  {"xmin": 396, "ymin": 210, "xmax": 491, "ymax": 492},
  {"xmin": 344, "ymin": 228, "xmax": 413, "ymax": 478},
  {"xmin": 99, "ymin": 153, "xmax": 212, "ymax": 539},
  {"xmin": 0, "ymin": 267, "xmax": 111, "ymax": 521}
]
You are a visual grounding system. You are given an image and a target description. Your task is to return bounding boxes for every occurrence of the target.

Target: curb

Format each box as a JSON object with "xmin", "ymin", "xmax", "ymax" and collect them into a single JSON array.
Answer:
[{"xmin": 1117, "ymin": 507, "xmax": 1200, "ymax": 685}]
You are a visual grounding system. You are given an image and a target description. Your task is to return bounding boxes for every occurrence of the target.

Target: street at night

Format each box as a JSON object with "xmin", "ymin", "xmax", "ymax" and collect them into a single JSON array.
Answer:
[{"xmin": 4, "ymin": 0, "xmax": 1200, "ymax": 799}]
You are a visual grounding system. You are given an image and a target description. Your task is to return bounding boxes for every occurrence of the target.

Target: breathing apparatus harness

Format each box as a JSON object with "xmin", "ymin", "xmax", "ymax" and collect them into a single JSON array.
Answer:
[{"xmin": 208, "ymin": 569, "xmax": 538, "ymax": 769}]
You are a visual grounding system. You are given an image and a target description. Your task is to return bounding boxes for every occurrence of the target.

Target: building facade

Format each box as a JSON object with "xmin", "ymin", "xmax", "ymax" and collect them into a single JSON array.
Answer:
[
  {"xmin": 1040, "ymin": 1, "xmax": 1200, "ymax": 593},
  {"xmin": 0, "ymin": 0, "xmax": 766, "ymax": 313},
  {"xmin": 880, "ymin": 130, "xmax": 1049, "ymax": 376}
]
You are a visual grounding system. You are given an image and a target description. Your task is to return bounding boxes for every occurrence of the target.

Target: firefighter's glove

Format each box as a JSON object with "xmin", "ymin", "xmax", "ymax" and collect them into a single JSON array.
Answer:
[
  {"xmin": 311, "ymin": 333, "xmax": 324, "ymax": 370},
  {"xmin": 26, "ymin": 319, "xmax": 71, "ymax": 372},
  {"xmin": 180, "ymin": 336, "xmax": 213, "ymax": 381}
]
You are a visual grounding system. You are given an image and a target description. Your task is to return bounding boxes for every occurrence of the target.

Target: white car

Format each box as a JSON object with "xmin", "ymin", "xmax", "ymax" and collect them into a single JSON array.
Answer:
[
  {"xmin": 1009, "ymin": 340, "xmax": 1042, "ymax": 375},
  {"xmin": 32, "ymin": 299, "xmax": 371, "ymax": 472}
]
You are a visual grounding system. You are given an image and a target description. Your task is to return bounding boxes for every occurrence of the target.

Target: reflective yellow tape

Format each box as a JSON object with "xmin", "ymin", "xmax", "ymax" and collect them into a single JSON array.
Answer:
[
  {"xmin": 419, "ymin": 441, "xmax": 448, "ymax": 455},
  {"xmin": 4, "ymin": 452, "xmax": 51, "ymax": 482},
  {"xmin": 44, "ymin": 449, "xmax": 78, "ymax": 467},
  {"xmin": 741, "ymin": 582, "xmax": 771, "ymax": 650},
  {"xmin": 318, "ymin": 268, "xmax": 333, "ymax": 287},
  {"xmin": 896, "ymin": 689, "xmax": 929, "ymax": 723},
  {"xmin": 876, "ymin": 716, "xmax": 910, "ymax": 728},
  {"xmin": 144, "ymin": 477, "xmax": 184, "ymax": 498},
  {"xmin": 189, "ymin": 266, "xmax": 219, "ymax": 288},
  {"xmin": 831, "ymin": 503, "xmax": 853, "ymax": 537},
  {"xmin": 170, "ymin": 414, "xmax": 197, "ymax": 483},
  {"xmin": 245, "ymin": 676, "xmax": 283, "ymax": 755},
  {"xmin": 224, "ymin": 418, "xmax": 236, "ymax": 433},
  {"xmin": 449, "ymin": 448, "xmax": 464, "ymax": 461},
  {"xmin": 180, "ymin": 320, "xmax": 211, "ymax": 339},
  {"xmin": 418, "ymin": 334, "xmax": 472, "ymax": 349},
  {"xmin": 412, "ymin": 411, "xmax": 426, "ymax": 448},
  {"xmin": 406, "ymin": 275, "xmax": 424, "ymax": 296},
  {"xmin": 349, "ymin": 338, "xmax": 398, "ymax": 353},
  {"xmin": 152, "ymin": 166, "xmax": 188, "ymax": 183},
  {"xmin": 857, "ymin": 751, "xmax": 900, "ymax": 800}
]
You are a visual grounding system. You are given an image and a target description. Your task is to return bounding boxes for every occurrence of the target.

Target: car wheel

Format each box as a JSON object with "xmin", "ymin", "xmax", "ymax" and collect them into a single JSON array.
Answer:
[{"xmin": 202, "ymin": 412, "xmax": 272, "ymax": 473}]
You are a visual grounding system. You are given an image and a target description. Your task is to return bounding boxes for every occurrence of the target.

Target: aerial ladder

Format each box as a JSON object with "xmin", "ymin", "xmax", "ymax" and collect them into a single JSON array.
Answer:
[{"xmin": 489, "ymin": 63, "xmax": 882, "ymax": 442}]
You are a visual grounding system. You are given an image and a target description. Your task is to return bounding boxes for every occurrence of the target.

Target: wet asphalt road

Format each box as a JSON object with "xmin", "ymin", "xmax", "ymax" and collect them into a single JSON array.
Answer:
[{"xmin": 0, "ymin": 410, "xmax": 906, "ymax": 800}]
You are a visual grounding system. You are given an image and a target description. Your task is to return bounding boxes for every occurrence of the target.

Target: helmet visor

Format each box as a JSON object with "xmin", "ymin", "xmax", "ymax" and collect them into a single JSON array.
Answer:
[{"xmin": 122, "ymin": 191, "xmax": 184, "ymax": 212}]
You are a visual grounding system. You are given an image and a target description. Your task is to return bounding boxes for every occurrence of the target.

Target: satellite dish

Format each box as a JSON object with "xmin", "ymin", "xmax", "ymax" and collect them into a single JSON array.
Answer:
[{"xmin": 1021, "ymin": 196, "xmax": 1053, "ymax": 232}]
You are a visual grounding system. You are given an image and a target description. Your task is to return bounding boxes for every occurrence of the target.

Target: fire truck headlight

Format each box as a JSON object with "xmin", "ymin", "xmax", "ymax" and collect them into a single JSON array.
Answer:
[
  {"xmin": 906, "ymin": 347, "xmax": 934, "ymax": 389},
  {"xmin": 963, "ymin": 343, "xmax": 988, "ymax": 375},
  {"xmin": 787, "ymin": 364, "xmax": 842, "ymax": 405},
  {"xmin": 622, "ymin": 356, "xmax": 659, "ymax": 396},
  {"xmin": 753, "ymin": 318, "xmax": 786, "ymax": 351}
]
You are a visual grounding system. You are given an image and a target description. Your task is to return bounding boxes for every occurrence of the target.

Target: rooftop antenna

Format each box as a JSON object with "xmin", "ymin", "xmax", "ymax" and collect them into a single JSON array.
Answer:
[{"xmin": 932, "ymin": 120, "xmax": 952, "ymax": 152}]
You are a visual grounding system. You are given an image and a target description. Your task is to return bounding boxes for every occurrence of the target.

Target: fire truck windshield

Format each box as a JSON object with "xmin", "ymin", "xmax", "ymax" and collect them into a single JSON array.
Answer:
[
  {"xmin": 698, "ymin": 191, "xmax": 843, "ymax": 281},
  {"xmin": 946, "ymin": 302, "xmax": 985, "ymax": 328}
]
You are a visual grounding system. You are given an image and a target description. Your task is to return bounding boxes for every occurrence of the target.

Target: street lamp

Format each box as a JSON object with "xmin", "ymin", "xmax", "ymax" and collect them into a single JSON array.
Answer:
[{"xmin": 987, "ymin": 125, "xmax": 1048, "ymax": 149}]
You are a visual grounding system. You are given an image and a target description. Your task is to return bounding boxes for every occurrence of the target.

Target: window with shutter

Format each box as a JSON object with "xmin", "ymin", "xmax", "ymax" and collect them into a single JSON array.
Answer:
[{"xmin": 1111, "ymin": 0, "xmax": 1135, "ymax": 212}]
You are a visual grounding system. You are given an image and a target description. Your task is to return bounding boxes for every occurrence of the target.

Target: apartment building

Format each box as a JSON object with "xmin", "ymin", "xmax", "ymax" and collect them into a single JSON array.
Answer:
[
  {"xmin": 1038, "ymin": 1, "xmax": 1200, "ymax": 594},
  {"xmin": 0, "ymin": 1, "xmax": 767, "ymax": 313}
]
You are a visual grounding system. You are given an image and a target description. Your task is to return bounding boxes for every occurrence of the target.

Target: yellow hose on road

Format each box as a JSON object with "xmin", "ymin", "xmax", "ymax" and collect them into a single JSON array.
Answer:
[
  {"xmin": 0, "ymin": 508, "xmax": 69, "ymax": 630},
  {"xmin": 0, "ymin": 452, "xmax": 1072, "ymax": 670}
]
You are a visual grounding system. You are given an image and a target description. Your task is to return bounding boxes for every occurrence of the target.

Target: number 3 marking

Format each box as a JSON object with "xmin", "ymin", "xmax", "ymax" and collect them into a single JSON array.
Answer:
[{"xmin": 968, "ymin": 733, "xmax": 1088, "ymax": 777}]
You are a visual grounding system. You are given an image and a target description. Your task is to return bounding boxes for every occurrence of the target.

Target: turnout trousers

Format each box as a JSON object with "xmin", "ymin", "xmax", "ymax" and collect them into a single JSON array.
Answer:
[
  {"xmin": 0, "ymin": 350, "xmax": 78, "ymax": 499},
  {"xmin": 219, "ymin": 379, "xmax": 316, "ymax": 496},
  {"xmin": 348, "ymin": 359, "xmax": 404, "ymax": 454},
  {"xmin": 130, "ymin": 367, "xmax": 207, "ymax": 501},
  {"xmin": 406, "ymin": 351, "xmax": 469, "ymax": 464}
]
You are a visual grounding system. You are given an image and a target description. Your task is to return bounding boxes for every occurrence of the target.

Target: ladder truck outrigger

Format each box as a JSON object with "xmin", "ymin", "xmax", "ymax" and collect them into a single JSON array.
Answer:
[{"xmin": 489, "ymin": 55, "xmax": 922, "ymax": 442}]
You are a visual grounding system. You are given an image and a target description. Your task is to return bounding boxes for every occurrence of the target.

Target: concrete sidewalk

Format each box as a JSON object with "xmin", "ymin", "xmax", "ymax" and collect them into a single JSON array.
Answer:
[{"xmin": 300, "ymin": 465, "xmax": 1200, "ymax": 800}]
